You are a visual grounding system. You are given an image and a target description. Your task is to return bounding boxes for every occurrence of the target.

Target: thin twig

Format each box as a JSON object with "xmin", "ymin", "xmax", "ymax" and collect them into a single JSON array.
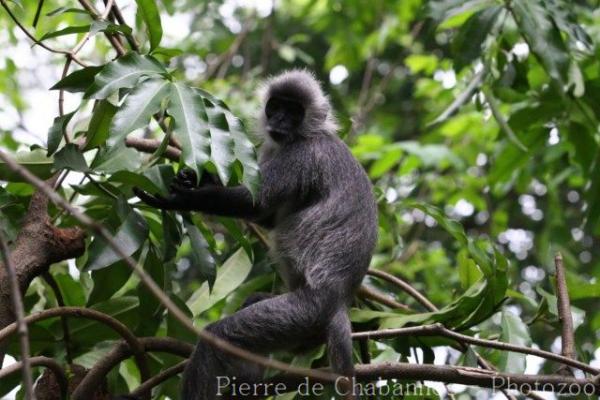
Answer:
[
  {"xmin": 0, "ymin": 0, "xmax": 87, "ymax": 67},
  {"xmin": 102, "ymin": 0, "xmax": 139, "ymax": 51},
  {"xmin": 125, "ymin": 137, "xmax": 182, "ymax": 162},
  {"xmin": 482, "ymin": 86, "xmax": 528, "ymax": 151},
  {"xmin": 367, "ymin": 269, "xmax": 437, "ymax": 312},
  {"xmin": 0, "ymin": 230, "xmax": 35, "ymax": 400},
  {"xmin": 426, "ymin": 67, "xmax": 486, "ymax": 130},
  {"xmin": 357, "ymin": 285, "xmax": 412, "ymax": 311},
  {"xmin": 554, "ymin": 252, "xmax": 576, "ymax": 362},
  {"xmin": 129, "ymin": 361, "xmax": 188, "ymax": 397}
]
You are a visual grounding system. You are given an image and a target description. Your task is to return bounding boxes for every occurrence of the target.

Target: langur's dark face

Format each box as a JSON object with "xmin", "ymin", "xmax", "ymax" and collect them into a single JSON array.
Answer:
[{"xmin": 265, "ymin": 96, "xmax": 305, "ymax": 143}]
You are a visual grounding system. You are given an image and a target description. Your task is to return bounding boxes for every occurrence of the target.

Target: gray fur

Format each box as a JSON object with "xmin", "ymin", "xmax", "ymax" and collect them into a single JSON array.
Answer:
[{"xmin": 135, "ymin": 70, "xmax": 378, "ymax": 399}]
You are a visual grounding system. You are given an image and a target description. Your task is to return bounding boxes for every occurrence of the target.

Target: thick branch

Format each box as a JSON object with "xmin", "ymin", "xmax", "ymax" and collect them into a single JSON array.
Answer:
[
  {"xmin": 125, "ymin": 137, "xmax": 182, "ymax": 162},
  {"xmin": 0, "ymin": 177, "xmax": 86, "ymax": 361},
  {"xmin": 265, "ymin": 363, "xmax": 600, "ymax": 396},
  {"xmin": 0, "ymin": 231, "xmax": 34, "ymax": 399}
]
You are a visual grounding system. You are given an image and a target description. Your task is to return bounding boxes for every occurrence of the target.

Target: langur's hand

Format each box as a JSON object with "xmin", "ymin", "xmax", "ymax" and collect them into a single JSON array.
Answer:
[
  {"xmin": 172, "ymin": 168, "xmax": 198, "ymax": 189},
  {"xmin": 133, "ymin": 187, "xmax": 180, "ymax": 210}
]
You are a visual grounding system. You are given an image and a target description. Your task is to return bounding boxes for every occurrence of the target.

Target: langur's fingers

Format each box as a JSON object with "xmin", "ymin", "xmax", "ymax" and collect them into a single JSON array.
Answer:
[
  {"xmin": 170, "ymin": 182, "xmax": 199, "ymax": 195},
  {"xmin": 133, "ymin": 187, "xmax": 172, "ymax": 209}
]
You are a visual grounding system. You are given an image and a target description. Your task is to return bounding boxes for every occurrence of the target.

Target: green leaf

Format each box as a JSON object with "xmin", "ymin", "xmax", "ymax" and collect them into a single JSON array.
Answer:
[
  {"xmin": 162, "ymin": 210, "xmax": 182, "ymax": 262},
  {"xmin": 85, "ymin": 207, "xmax": 149, "ymax": 271},
  {"xmin": 167, "ymin": 83, "xmax": 211, "ymax": 175},
  {"xmin": 206, "ymin": 93, "xmax": 260, "ymax": 197},
  {"xmin": 39, "ymin": 25, "xmax": 90, "ymax": 41},
  {"xmin": 452, "ymin": 6, "xmax": 503, "ymax": 70},
  {"xmin": 0, "ymin": 149, "xmax": 53, "ymax": 182},
  {"xmin": 183, "ymin": 216, "xmax": 216, "ymax": 288},
  {"xmin": 50, "ymin": 66, "xmax": 103, "ymax": 93},
  {"xmin": 497, "ymin": 310, "xmax": 531, "ymax": 374},
  {"xmin": 109, "ymin": 170, "xmax": 164, "ymax": 194},
  {"xmin": 85, "ymin": 53, "xmax": 167, "ymax": 99},
  {"xmin": 511, "ymin": 0, "xmax": 571, "ymax": 91},
  {"xmin": 137, "ymin": 246, "xmax": 165, "ymax": 336},
  {"xmin": 179, "ymin": 87, "xmax": 260, "ymax": 193},
  {"xmin": 369, "ymin": 147, "xmax": 403, "ymax": 178},
  {"xmin": 187, "ymin": 247, "xmax": 252, "ymax": 315},
  {"xmin": 52, "ymin": 273, "xmax": 86, "ymax": 306},
  {"xmin": 109, "ymin": 78, "xmax": 170, "ymax": 146},
  {"xmin": 85, "ymin": 100, "xmax": 118, "ymax": 150},
  {"xmin": 53, "ymin": 143, "xmax": 89, "ymax": 172},
  {"xmin": 428, "ymin": 0, "xmax": 496, "ymax": 24},
  {"xmin": 46, "ymin": 111, "xmax": 75, "ymax": 156},
  {"xmin": 135, "ymin": 0, "xmax": 163, "ymax": 51},
  {"xmin": 536, "ymin": 287, "xmax": 585, "ymax": 331},
  {"xmin": 90, "ymin": 20, "xmax": 133, "ymax": 36},
  {"xmin": 91, "ymin": 143, "xmax": 142, "ymax": 173},
  {"xmin": 88, "ymin": 260, "xmax": 133, "ymax": 305},
  {"xmin": 59, "ymin": 297, "xmax": 139, "ymax": 347}
]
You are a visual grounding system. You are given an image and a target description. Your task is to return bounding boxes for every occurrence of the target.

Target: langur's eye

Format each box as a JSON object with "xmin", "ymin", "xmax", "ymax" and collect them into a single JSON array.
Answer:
[{"xmin": 265, "ymin": 98, "xmax": 279, "ymax": 119}]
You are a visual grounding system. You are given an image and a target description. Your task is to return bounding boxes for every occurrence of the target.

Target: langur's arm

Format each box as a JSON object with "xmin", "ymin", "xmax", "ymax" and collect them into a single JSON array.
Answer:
[{"xmin": 134, "ymin": 185, "xmax": 262, "ymax": 219}]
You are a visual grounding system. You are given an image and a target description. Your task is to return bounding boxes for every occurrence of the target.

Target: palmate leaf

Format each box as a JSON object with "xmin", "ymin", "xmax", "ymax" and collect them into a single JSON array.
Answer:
[
  {"xmin": 109, "ymin": 78, "xmax": 170, "ymax": 146},
  {"xmin": 166, "ymin": 82, "xmax": 211, "ymax": 173},
  {"xmin": 202, "ymin": 92, "xmax": 260, "ymax": 197},
  {"xmin": 85, "ymin": 53, "xmax": 167, "ymax": 99}
]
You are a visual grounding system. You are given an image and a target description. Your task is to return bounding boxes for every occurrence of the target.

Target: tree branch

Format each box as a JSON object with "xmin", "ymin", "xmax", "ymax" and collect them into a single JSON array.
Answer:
[
  {"xmin": 356, "ymin": 285, "xmax": 411, "ymax": 311},
  {"xmin": 0, "ymin": 0, "xmax": 87, "ymax": 66},
  {"xmin": 554, "ymin": 252, "xmax": 576, "ymax": 368},
  {"xmin": 0, "ymin": 306, "xmax": 151, "ymax": 386},
  {"xmin": 129, "ymin": 361, "xmax": 188, "ymax": 397},
  {"xmin": 72, "ymin": 337, "xmax": 193, "ymax": 400},
  {"xmin": 265, "ymin": 363, "xmax": 600, "ymax": 396},
  {"xmin": 0, "ymin": 356, "xmax": 67, "ymax": 399},
  {"xmin": 0, "ymin": 176, "xmax": 86, "ymax": 362},
  {"xmin": 352, "ymin": 323, "xmax": 598, "ymax": 375},
  {"xmin": 0, "ymin": 230, "xmax": 34, "ymax": 399},
  {"xmin": 125, "ymin": 137, "xmax": 182, "ymax": 162},
  {"xmin": 367, "ymin": 269, "xmax": 437, "ymax": 311}
]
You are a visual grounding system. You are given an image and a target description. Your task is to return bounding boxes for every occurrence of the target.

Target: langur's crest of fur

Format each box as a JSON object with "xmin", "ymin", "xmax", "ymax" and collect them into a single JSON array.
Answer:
[{"xmin": 260, "ymin": 69, "xmax": 339, "ymax": 137}]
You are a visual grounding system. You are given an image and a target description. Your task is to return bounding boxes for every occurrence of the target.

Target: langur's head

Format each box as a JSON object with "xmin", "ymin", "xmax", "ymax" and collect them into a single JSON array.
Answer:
[{"xmin": 261, "ymin": 70, "xmax": 338, "ymax": 144}]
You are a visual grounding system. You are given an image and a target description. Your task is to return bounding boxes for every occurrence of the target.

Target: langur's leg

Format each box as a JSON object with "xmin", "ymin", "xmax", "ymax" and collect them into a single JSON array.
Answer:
[{"xmin": 181, "ymin": 287, "xmax": 333, "ymax": 400}]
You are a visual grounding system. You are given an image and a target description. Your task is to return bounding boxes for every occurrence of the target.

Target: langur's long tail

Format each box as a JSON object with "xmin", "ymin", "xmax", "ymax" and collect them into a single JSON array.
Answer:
[{"xmin": 181, "ymin": 286, "xmax": 354, "ymax": 399}]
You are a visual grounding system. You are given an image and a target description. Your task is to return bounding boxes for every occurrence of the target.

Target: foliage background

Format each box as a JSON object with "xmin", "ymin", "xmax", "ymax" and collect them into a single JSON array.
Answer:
[{"xmin": 1, "ymin": 0, "xmax": 600, "ymax": 399}]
